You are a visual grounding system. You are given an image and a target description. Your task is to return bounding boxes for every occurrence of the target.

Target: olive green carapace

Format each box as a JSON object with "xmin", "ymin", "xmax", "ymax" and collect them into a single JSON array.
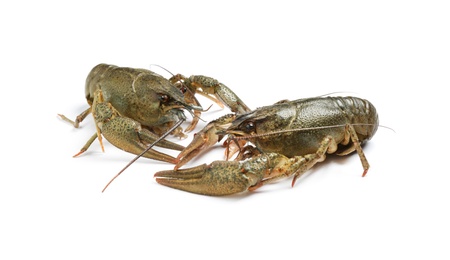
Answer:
[
  {"xmin": 229, "ymin": 97, "xmax": 378, "ymax": 157},
  {"xmin": 85, "ymin": 64, "xmax": 192, "ymax": 128}
]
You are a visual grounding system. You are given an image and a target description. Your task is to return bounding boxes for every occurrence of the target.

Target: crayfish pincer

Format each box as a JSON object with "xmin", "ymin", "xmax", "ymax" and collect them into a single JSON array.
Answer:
[
  {"xmin": 59, "ymin": 64, "xmax": 251, "ymax": 164},
  {"xmin": 155, "ymin": 96, "xmax": 379, "ymax": 196}
]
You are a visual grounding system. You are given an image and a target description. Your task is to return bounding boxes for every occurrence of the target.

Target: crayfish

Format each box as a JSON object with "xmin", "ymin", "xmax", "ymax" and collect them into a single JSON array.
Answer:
[
  {"xmin": 59, "ymin": 63, "xmax": 250, "ymax": 164},
  {"xmin": 155, "ymin": 97, "xmax": 378, "ymax": 196},
  {"xmin": 61, "ymin": 64, "xmax": 379, "ymax": 196}
]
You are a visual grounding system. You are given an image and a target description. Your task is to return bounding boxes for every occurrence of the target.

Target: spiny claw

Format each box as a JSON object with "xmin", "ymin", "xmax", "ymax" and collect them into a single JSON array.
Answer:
[
  {"xmin": 170, "ymin": 74, "xmax": 252, "ymax": 115},
  {"xmin": 101, "ymin": 116, "xmax": 183, "ymax": 163},
  {"xmin": 174, "ymin": 124, "xmax": 220, "ymax": 170},
  {"xmin": 156, "ymin": 154, "xmax": 286, "ymax": 196},
  {"xmin": 175, "ymin": 114, "xmax": 237, "ymax": 170},
  {"xmin": 214, "ymin": 82, "xmax": 251, "ymax": 114},
  {"xmin": 157, "ymin": 152, "xmax": 332, "ymax": 196},
  {"xmin": 155, "ymin": 160, "xmax": 257, "ymax": 196},
  {"xmin": 93, "ymin": 95, "xmax": 184, "ymax": 164}
]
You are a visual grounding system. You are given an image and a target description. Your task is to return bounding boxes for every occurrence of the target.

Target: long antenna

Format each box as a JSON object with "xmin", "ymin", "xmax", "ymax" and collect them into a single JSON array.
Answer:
[
  {"xmin": 149, "ymin": 64, "xmax": 175, "ymax": 77},
  {"xmin": 231, "ymin": 123, "xmax": 392, "ymax": 141},
  {"xmin": 102, "ymin": 118, "xmax": 185, "ymax": 192}
]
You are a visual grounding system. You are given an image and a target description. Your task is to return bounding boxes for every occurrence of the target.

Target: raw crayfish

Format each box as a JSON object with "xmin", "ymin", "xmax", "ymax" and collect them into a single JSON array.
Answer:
[
  {"xmin": 59, "ymin": 64, "xmax": 250, "ymax": 164},
  {"xmin": 154, "ymin": 97, "xmax": 378, "ymax": 196},
  {"xmin": 60, "ymin": 64, "xmax": 379, "ymax": 196}
]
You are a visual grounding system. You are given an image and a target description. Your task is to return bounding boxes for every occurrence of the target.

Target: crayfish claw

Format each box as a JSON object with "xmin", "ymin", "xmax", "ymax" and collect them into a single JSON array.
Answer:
[
  {"xmin": 174, "ymin": 126, "xmax": 218, "ymax": 170},
  {"xmin": 155, "ymin": 161, "xmax": 253, "ymax": 196},
  {"xmin": 175, "ymin": 114, "xmax": 237, "ymax": 170}
]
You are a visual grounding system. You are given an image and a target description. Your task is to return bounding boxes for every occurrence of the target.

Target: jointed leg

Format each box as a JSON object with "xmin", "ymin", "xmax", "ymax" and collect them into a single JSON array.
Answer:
[
  {"xmin": 249, "ymin": 136, "xmax": 337, "ymax": 191},
  {"xmin": 58, "ymin": 107, "xmax": 91, "ymax": 128}
]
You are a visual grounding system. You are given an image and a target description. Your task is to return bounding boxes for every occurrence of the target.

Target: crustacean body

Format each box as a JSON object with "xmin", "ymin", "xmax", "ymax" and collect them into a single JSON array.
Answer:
[
  {"xmin": 59, "ymin": 64, "xmax": 251, "ymax": 164},
  {"xmin": 155, "ymin": 97, "xmax": 379, "ymax": 196}
]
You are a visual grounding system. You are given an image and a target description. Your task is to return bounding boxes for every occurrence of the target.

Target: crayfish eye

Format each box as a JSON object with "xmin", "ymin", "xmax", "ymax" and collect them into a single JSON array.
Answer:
[
  {"xmin": 244, "ymin": 121, "xmax": 255, "ymax": 133},
  {"xmin": 158, "ymin": 94, "xmax": 170, "ymax": 103},
  {"xmin": 179, "ymin": 85, "xmax": 187, "ymax": 94}
]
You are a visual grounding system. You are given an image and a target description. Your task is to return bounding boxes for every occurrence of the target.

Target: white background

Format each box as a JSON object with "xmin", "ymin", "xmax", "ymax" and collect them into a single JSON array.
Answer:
[{"xmin": 1, "ymin": 1, "xmax": 449, "ymax": 259}]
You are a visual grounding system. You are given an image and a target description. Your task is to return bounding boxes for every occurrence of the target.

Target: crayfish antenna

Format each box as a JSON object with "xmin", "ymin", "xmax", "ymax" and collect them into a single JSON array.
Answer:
[
  {"xmin": 149, "ymin": 64, "xmax": 176, "ymax": 77},
  {"xmin": 101, "ymin": 118, "xmax": 185, "ymax": 192},
  {"xmin": 317, "ymin": 91, "xmax": 358, "ymax": 97}
]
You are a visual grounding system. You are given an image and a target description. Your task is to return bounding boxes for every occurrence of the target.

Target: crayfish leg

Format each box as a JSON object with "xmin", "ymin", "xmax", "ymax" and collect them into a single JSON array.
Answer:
[
  {"xmin": 289, "ymin": 136, "xmax": 336, "ymax": 186},
  {"xmin": 73, "ymin": 133, "xmax": 98, "ymax": 157},
  {"xmin": 330, "ymin": 124, "xmax": 370, "ymax": 177},
  {"xmin": 346, "ymin": 124, "xmax": 370, "ymax": 177},
  {"xmin": 250, "ymin": 137, "xmax": 336, "ymax": 188},
  {"xmin": 58, "ymin": 107, "xmax": 91, "ymax": 128}
]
